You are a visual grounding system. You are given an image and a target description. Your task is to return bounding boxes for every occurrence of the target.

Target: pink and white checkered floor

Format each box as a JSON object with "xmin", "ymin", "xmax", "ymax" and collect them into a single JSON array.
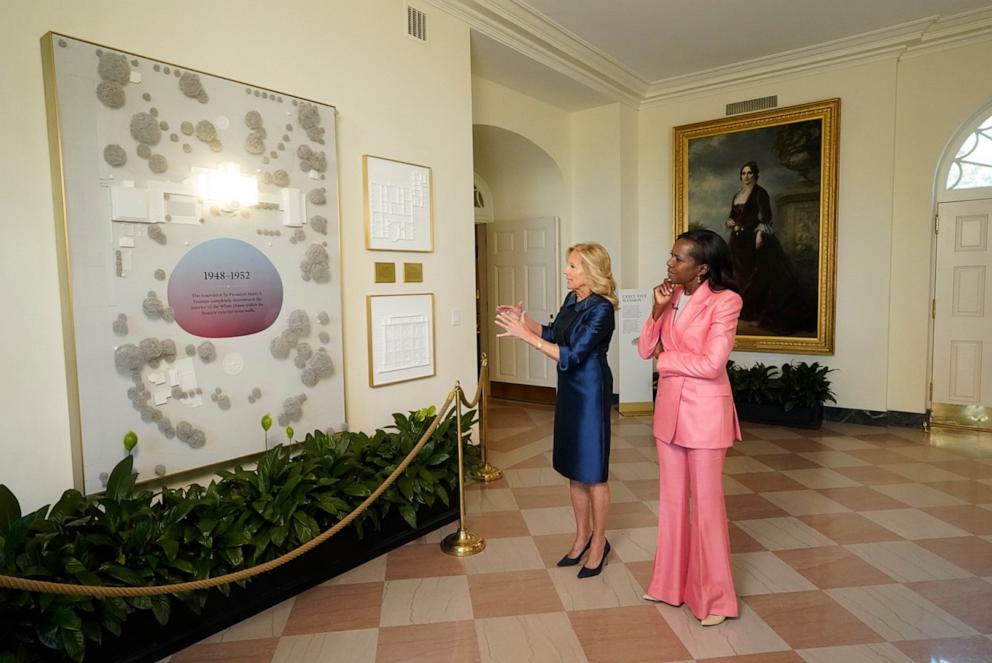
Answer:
[{"xmin": 169, "ymin": 400, "xmax": 992, "ymax": 662}]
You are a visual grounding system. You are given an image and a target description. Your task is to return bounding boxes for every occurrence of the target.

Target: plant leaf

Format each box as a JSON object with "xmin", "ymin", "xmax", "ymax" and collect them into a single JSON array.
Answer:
[
  {"xmin": 149, "ymin": 595, "xmax": 171, "ymax": 625},
  {"xmin": 0, "ymin": 484, "xmax": 21, "ymax": 537},
  {"xmin": 61, "ymin": 627, "xmax": 86, "ymax": 662},
  {"xmin": 398, "ymin": 503, "xmax": 417, "ymax": 528},
  {"xmin": 105, "ymin": 455, "xmax": 136, "ymax": 501}
]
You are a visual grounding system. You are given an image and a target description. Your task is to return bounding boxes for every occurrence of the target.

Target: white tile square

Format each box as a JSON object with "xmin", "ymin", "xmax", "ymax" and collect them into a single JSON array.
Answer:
[
  {"xmin": 845, "ymin": 541, "xmax": 972, "ymax": 582},
  {"xmin": 826, "ymin": 584, "xmax": 978, "ymax": 640},
  {"xmin": 732, "ymin": 551, "xmax": 818, "ymax": 595},
  {"xmin": 734, "ymin": 517, "xmax": 836, "ymax": 550},
  {"xmin": 860, "ymin": 508, "xmax": 970, "ymax": 540},
  {"xmin": 379, "ymin": 576, "xmax": 473, "ymax": 626}
]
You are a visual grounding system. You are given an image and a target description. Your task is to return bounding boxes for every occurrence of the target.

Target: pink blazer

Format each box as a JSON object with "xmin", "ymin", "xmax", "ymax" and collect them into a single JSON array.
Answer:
[{"xmin": 637, "ymin": 282, "xmax": 743, "ymax": 449}]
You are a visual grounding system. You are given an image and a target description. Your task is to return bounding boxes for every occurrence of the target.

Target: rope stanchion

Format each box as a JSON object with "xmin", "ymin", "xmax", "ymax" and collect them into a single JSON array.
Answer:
[
  {"xmin": 0, "ymin": 390, "xmax": 458, "ymax": 598},
  {"xmin": 458, "ymin": 354, "xmax": 502, "ymax": 483},
  {"xmin": 440, "ymin": 381, "xmax": 486, "ymax": 557}
]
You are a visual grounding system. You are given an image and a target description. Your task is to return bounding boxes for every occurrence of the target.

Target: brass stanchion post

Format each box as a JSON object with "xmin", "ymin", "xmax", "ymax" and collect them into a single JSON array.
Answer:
[
  {"xmin": 441, "ymin": 382, "xmax": 486, "ymax": 557},
  {"xmin": 471, "ymin": 353, "xmax": 503, "ymax": 483}
]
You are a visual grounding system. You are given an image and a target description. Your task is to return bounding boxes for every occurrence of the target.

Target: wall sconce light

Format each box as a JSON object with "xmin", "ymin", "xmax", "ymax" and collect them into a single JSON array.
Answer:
[{"xmin": 195, "ymin": 163, "xmax": 258, "ymax": 209}]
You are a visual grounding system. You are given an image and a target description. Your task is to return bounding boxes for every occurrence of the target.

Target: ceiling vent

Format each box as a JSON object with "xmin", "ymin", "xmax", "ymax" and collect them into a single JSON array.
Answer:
[
  {"xmin": 726, "ymin": 95, "xmax": 778, "ymax": 116},
  {"xmin": 407, "ymin": 6, "xmax": 427, "ymax": 43}
]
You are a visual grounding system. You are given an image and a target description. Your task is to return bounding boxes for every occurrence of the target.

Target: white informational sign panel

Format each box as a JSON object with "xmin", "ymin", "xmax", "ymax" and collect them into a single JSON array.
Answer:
[
  {"xmin": 44, "ymin": 34, "xmax": 345, "ymax": 493},
  {"xmin": 618, "ymin": 289, "xmax": 655, "ymax": 416}
]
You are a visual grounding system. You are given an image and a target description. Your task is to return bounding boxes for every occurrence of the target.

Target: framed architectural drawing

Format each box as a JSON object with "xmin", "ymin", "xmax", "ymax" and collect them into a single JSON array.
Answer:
[
  {"xmin": 367, "ymin": 294, "xmax": 435, "ymax": 387},
  {"xmin": 363, "ymin": 155, "xmax": 433, "ymax": 252},
  {"xmin": 42, "ymin": 33, "xmax": 346, "ymax": 493},
  {"xmin": 674, "ymin": 98, "xmax": 839, "ymax": 354}
]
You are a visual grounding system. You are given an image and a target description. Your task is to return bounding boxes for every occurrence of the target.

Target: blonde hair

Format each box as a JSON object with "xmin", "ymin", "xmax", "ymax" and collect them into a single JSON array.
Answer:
[{"xmin": 569, "ymin": 242, "xmax": 619, "ymax": 309}]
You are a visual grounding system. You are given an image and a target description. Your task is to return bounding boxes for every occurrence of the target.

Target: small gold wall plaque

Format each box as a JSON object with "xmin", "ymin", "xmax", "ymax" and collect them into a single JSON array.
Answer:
[
  {"xmin": 374, "ymin": 262, "xmax": 396, "ymax": 283},
  {"xmin": 404, "ymin": 262, "xmax": 423, "ymax": 283}
]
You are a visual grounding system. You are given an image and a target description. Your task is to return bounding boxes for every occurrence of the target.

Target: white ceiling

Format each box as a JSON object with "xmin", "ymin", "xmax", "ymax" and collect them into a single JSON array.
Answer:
[
  {"xmin": 461, "ymin": 0, "xmax": 992, "ymax": 110},
  {"xmin": 521, "ymin": 0, "xmax": 992, "ymax": 81}
]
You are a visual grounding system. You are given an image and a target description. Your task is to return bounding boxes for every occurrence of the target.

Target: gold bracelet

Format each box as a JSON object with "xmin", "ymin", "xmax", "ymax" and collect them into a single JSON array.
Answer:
[{"xmin": 536, "ymin": 340, "xmax": 543, "ymax": 350}]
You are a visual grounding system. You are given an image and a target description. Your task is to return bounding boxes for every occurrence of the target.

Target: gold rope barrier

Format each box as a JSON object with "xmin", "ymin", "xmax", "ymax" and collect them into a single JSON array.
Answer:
[
  {"xmin": 457, "ymin": 353, "xmax": 502, "ymax": 483},
  {"xmin": 0, "ymin": 389, "xmax": 461, "ymax": 597},
  {"xmin": 440, "ymin": 381, "xmax": 485, "ymax": 557}
]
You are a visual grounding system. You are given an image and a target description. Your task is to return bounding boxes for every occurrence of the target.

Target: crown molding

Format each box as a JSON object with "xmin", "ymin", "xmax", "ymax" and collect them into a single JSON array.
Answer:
[
  {"xmin": 903, "ymin": 5, "xmax": 992, "ymax": 58},
  {"xmin": 429, "ymin": 1, "xmax": 992, "ymax": 109},
  {"xmin": 427, "ymin": 0, "xmax": 646, "ymax": 105},
  {"xmin": 641, "ymin": 18, "xmax": 930, "ymax": 104}
]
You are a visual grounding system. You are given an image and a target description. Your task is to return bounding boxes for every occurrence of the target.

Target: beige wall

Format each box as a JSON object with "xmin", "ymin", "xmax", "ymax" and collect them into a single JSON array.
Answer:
[
  {"xmin": 889, "ymin": 40, "xmax": 992, "ymax": 413},
  {"xmin": 0, "ymin": 0, "xmax": 476, "ymax": 511},
  {"xmin": 637, "ymin": 59, "xmax": 902, "ymax": 411}
]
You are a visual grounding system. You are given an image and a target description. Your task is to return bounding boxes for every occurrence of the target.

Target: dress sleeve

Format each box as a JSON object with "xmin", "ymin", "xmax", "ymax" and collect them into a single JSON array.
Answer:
[
  {"xmin": 541, "ymin": 324, "xmax": 555, "ymax": 343},
  {"xmin": 757, "ymin": 186, "xmax": 774, "ymax": 231},
  {"xmin": 656, "ymin": 293, "xmax": 742, "ymax": 379},
  {"xmin": 558, "ymin": 301, "xmax": 614, "ymax": 371},
  {"xmin": 637, "ymin": 313, "xmax": 663, "ymax": 360}
]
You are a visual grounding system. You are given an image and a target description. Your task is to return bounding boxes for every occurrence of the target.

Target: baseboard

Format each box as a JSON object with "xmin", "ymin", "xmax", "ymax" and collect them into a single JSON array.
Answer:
[
  {"xmin": 823, "ymin": 406, "xmax": 926, "ymax": 429},
  {"xmin": 491, "ymin": 381, "xmax": 556, "ymax": 405}
]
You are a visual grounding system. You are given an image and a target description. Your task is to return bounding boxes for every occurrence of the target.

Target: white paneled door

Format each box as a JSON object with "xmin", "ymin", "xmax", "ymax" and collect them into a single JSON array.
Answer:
[
  {"xmin": 932, "ymin": 200, "xmax": 992, "ymax": 429},
  {"xmin": 487, "ymin": 217, "xmax": 560, "ymax": 388}
]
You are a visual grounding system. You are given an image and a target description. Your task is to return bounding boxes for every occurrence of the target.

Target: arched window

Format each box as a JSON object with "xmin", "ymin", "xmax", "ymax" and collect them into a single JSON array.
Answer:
[
  {"xmin": 473, "ymin": 173, "xmax": 494, "ymax": 223},
  {"xmin": 946, "ymin": 113, "xmax": 992, "ymax": 189}
]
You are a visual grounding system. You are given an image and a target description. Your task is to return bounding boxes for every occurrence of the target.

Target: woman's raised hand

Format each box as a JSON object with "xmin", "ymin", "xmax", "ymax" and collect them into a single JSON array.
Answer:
[
  {"xmin": 495, "ymin": 307, "xmax": 530, "ymax": 340},
  {"xmin": 652, "ymin": 279, "xmax": 675, "ymax": 319},
  {"xmin": 495, "ymin": 300, "xmax": 525, "ymax": 321}
]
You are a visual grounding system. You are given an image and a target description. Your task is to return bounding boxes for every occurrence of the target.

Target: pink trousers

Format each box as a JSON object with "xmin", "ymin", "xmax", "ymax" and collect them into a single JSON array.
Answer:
[{"xmin": 646, "ymin": 441, "xmax": 738, "ymax": 619}]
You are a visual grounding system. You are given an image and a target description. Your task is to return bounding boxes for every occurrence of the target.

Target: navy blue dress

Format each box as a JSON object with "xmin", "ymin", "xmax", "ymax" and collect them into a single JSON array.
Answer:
[{"xmin": 541, "ymin": 292, "xmax": 615, "ymax": 484}]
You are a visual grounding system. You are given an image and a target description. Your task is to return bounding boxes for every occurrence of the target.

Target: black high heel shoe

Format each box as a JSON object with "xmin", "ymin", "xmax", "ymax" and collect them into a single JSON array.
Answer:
[
  {"xmin": 577, "ymin": 540, "xmax": 610, "ymax": 579},
  {"xmin": 556, "ymin": 537, "xmax": 592, "ymax": 567}
]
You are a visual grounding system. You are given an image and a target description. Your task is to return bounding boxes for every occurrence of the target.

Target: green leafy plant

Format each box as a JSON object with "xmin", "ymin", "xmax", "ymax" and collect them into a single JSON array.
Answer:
[
  {"xmin": 727, "ymin": 361, "xmax": 780, "ymax": 406},
  {"xmin": 0, "ymin": 406, "xmax": 478, "ymax": 662},
  {"xmin": 778, "ymin": 362, "xmax": 837, "ymax": 411},
  {"xmin": 726, "ymin": 360, "xmax": 836, "ymax": 410}
]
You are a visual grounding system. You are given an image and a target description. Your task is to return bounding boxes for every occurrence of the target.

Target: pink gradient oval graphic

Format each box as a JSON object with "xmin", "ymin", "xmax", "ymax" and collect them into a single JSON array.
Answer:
[{"xmin": 168, "ymin": 238, "xmax": 283, "ymax": 338}]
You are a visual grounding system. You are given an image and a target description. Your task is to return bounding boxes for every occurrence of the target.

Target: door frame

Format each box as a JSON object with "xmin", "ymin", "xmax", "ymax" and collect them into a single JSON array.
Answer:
[{"xmin": 928, "ymin": 102, "xmax": 992, "ymax": 430}]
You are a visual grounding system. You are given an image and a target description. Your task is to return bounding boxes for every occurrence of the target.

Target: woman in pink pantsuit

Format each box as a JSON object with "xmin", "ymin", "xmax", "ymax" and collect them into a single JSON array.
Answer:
[{"xmin": 637, "ymin": 229, "xmax": 742, "ymax": 627}]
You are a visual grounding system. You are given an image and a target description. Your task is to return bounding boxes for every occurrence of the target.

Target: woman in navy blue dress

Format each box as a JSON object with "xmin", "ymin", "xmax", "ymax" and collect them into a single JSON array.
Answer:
[{"xmin": 495, "ymin": 243, "xmax": 617, "ymax": 578}]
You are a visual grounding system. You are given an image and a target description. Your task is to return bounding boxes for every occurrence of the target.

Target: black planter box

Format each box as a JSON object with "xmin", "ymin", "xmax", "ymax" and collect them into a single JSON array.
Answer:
[
  {"xmin": 62, "ymin": 502, "xmax": 459, "ymax": 663},
  {"xmin": 736, "ymin": 403, "xmax": 824, "ymax": 429}
]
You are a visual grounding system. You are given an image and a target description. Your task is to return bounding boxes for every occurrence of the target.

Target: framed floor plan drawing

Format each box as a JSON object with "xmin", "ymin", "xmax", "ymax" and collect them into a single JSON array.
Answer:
[
  {"xmin": 367, "ymin": 294, "xmax": 435, "ymax": 387},
  {"xmin": 363, "ymin": 155, "xmax": 433, "ymax": 252}
]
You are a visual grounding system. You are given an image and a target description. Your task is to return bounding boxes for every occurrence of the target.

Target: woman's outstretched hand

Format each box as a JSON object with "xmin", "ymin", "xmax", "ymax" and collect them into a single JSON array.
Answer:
[
  {"xmin": 495, "ymin": 307, "xmax": 531, "ymax": 340},
  {"xmin": 495, "ymin": 300, "xmax": 524, "ymax": 320},
  {"xmin": 652, "ymin": 279, "xmax": 675, "ymax": 319}
]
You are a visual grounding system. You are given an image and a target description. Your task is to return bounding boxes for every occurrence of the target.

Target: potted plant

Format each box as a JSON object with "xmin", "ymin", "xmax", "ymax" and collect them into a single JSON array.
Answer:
[{"xmin": 728, "ymin": 360, "xmax": 836, "ymax": 429}]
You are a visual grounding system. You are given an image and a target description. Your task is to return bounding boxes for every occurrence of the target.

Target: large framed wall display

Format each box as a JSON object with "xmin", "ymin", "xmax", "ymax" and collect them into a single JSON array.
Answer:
[
  {"xmin": 42, "ymin": 33, "xmax": 346, "ymax": 493},
  {"xmin": 363, "ymin": 155, "xmax": 434, "ymax": 252},
  {"xmin": 366, "ymin": 294, "xmax": 436, "ymax": 387},
  {"xmin": 673, "ymin": 98, "xmax": 839, "ymax": 354}
]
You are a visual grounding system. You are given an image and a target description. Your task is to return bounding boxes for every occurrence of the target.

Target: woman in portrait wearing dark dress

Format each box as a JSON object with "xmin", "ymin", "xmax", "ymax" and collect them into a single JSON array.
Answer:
[
  {"xmin": 725, "ymin": 161, "xmax": 813, "ymax": 334},
  {"xmin": 495, "ymin": 243, "xmax": 617, "ymax": 578}
]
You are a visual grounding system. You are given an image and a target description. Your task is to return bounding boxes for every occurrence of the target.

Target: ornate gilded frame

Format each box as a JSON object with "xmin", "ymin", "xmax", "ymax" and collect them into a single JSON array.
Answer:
[{"xmin": 674, "ymin": 98, "xmax": 839, "ymax": 354}]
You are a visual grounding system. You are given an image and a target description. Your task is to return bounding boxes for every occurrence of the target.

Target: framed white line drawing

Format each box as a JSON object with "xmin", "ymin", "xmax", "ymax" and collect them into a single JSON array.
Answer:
[
  {"xmin": 366, "ymin": 293, "xmax": 435, "ymax": 387},
  {"xmin": 363, "ymin": 155, "xmax": 433, "ymax": 252}
]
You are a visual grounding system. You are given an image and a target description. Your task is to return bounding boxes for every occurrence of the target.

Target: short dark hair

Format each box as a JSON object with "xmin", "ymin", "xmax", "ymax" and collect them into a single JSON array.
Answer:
[
  {"xmin": 740, "ymin": 161, "xmax": 760, "ymax": 178},
  {"xmin": 677, "ymin": 228, "xmax": 737, "ymax": 292}
]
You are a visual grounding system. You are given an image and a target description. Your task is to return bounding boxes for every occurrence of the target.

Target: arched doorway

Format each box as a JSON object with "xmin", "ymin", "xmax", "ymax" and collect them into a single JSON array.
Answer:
[
  {"xmin": 473, "ymin": 125, "xmax": 567, "ymax": 403},
  {"xmin": 930, "ymin": 105, "xmax": 992, "ymax": 431}
]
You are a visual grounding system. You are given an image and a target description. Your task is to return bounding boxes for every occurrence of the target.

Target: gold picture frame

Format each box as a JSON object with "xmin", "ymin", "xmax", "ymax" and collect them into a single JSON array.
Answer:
[
  {"xmin": 366, "ymin": 293, "xmax": 436, "ymax": 387},
  {"xmin": 362, "ymin": 155, "xmax": 434, "ymax": 252},
  {"xmin": 674, "ymin": 98, "xmax": 839, "ymax": 354}
]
